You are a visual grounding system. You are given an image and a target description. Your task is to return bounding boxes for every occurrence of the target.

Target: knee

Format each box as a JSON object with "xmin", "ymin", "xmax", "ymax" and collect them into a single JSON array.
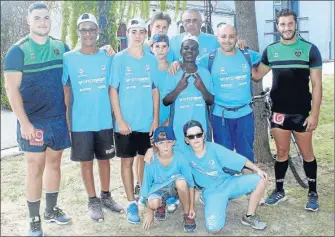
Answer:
[
  {"xmin": 80, "ymin": 161, "xmax": 93, "ymax": 170},
  {"xmin": 121, "ymin": 159, "xmax": 133, "ymax": 169},
  {"xmin": 27, "ymin": 163, "xmax": 45, "ymax": 178},
  {"xmin": 276, "ymin": 147, "xmax": 289, "ymax": 160},
  {"xmin": 300, "ymin": 152, "xmax": 315, "ymax": 162},
  {"xmin": 256, "ymin": 176, "xmax": 267, "ymax": 189},
  {"xmin": 175, "ymin": 179, "xmax": 188, "ymax": 190},
  {"xmin": 148, "ymin": 199, "xmax": 162, "ymax": 210}
]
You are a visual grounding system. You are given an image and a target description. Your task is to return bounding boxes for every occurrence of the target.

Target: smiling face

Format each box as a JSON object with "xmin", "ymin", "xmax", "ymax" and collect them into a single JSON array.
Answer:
[
  {"xmin": 78, "ymin": 22, "xmax": 99, "ymax": 47},
  {"xmin": 27, "ymin": 8, "xmax": 51, "ymax": 37},
  {"xmin": 217, "ymin": 24, "xmax": 237, "ymax": 52},
  {"xmin": 184, "ymin": 126, "xmax": 205, "ymax": 149},
  {"xmin": 181, "ymin": 39, "xmax": 199, "ymax": 62},
  {"xmin": 127, "ymin": 27, "xmax": 147, "ymax": 47},
  {"xmin": 277, "ymin": 15, "xmax": 297, "ymax": 41},
  {"xmin": 151, "ymin": 41, "xmax": 169, "ymax": 60}
]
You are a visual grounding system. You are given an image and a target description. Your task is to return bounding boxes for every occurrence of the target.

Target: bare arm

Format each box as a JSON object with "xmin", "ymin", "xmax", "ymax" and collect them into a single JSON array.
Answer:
[
  {"xmin": 150, "ymin": 88, "xmax": 160, "ymax": 136},
  {"xmin": 63, "ymin": 85, "xmax": 71, "ymax": 130},
  {"xmin": 244, "ymin": 159, "xmax": 268, "ymax": 182},
  {"xmin": 252, "ymin": 63, "xmax": 271, "ymax": 81},
  {"xmin": 163, "ymin": 72, "xmax": 189, "ymax": 106},
  {"xmin": 4, "ymin": 72, "xmax": 35, "ymax": 140}
]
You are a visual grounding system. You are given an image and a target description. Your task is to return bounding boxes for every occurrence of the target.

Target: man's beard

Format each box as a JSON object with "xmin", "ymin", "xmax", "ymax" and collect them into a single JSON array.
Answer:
[
  {"xmin": 32, "ymin": 29, "xmax": 50, "ymax": 37},
  {"xmin": 279, "ymin": 29, "xmax": 296, "ymax": 40}
]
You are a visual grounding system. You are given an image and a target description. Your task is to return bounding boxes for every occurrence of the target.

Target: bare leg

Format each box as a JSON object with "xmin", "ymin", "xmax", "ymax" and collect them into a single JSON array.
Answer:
[
  {"xmin": 97, "ymin": 159, "xmax": 110, "ymax": 192},
  {"xmin": 80, "ymin": 161, "xmax": 96, "ymax": 197},
  {"xmin": 121, "ymin": 158, "xmax": 135, "ymax": 201},
  {"xmin": 175, "ymin": 179, "xmax": 190, "ymax": 213},
  {"xmin": 25, "ymin": 152, "xmax": 46, "ymax": 200},
  {"xmin": 43, "ymin": 148, "xmax": 63, "ymax": 192}
]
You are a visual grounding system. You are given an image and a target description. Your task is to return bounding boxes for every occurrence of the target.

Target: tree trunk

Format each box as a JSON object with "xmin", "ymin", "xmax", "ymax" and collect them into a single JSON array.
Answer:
[{"xmin": 234, "ymin": 1, "xmax": 273, "ymax": 164}]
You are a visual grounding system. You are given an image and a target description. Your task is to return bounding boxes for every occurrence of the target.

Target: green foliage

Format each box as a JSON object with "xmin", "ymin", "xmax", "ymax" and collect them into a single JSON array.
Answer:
[{"xmin": 61, "ymin": 1, "xmax": 70, "ymax": 42}]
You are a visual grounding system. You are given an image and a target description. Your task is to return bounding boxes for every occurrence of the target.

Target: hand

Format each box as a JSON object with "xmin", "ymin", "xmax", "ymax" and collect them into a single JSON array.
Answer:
[
  {"xmin": 100, "ymin": 44, "xmax": 115, "ymax": 57},
  {"xmin": 176, "ymin": 72, "xmax": 190, "ymax": 92},
  {"xmin": 144, "ymin": 148, "xmax": 155, "ymax": 165},
  {"xmin": 188, "ymin": 208, "xmax": 196, "ymax": 219},
  {"xmin": 236, "ymin": 39, "xmax": 246, "ymax": 50},
  {"xmin": 117, "ymin": 119, "xmax": 132, "ymax": 135},
  {"xmin": 193, "ymin": 72, "xmax": 205, "ymax": 91},
  {"xmin": 162, "ymin": 120, "xmax": 169, "ymax": 126},
  {"xmin": 143, "ymin": 211, "xmax": 154, "ymax": 230},
  {"xmin": 256, "ymin": 169, "xmax": 268, "ymax": 182},
  {"xmin": 149, "ymin": 119, "xmax": 159, "ymax": 136},
  {"xmin": 303, "ymin": 115, "xmax": 318, "ymax": 132},
  {"xmin": 168, "ymin": 61, "xmax": 181, "ymax": 75},
  {"xmin": 20, "ymin": 122, "xmax": 36, "ymax": 141}
]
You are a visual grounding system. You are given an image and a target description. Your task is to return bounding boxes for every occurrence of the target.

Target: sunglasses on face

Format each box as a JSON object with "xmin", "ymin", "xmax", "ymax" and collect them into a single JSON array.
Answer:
[{"xmin": 186, "ymin": 133, "xmax": 203, "ymax": 140}]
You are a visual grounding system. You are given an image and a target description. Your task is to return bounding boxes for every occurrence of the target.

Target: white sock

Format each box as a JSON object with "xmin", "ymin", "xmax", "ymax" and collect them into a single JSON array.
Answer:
[{"xmin": 128, "ymin": 200, "xmax": 137, "ymax": 207}]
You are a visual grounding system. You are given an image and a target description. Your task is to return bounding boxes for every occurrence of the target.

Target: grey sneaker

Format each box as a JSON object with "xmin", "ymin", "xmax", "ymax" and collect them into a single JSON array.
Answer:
[
  {"xmin": 28, "ymin": 216, "xmax": 43, "ymax": 236},
  {"xmin": 101, "ymin": 192, "xmax": 124, "ymax": 213},
  {"xmin": 241, "ymin": 214, "xmax": 267, "ymax": 230},
  {"xmin": 88, "ymin": 198, "xmax": 104, "ymax": 222},
  {"xmin": 44, "ymin": 206, "xmax": 72, "ymax": 224}
]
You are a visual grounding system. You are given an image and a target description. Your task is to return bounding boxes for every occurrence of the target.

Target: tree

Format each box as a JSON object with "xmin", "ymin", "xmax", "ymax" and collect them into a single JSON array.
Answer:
[{"xmin": 234, "ymin": 1, "xmax": 273, "ymax": 163}]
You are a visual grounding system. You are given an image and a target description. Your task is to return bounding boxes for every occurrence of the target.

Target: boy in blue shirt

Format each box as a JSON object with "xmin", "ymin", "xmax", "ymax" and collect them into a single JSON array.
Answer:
[
  {"xmin": 63, "ymin": 13, "xmax": 123, "ymax": 222},
  {"xmin": 182, "ymin": 120, "xmax": 268, "ymax": 233},
  {"xmin": 110, "ymin": 18, "xmax": 160, "ymax": 224},
  {"xmin": 141, "ymin": 126, "xmax": 196, "ymax": 232}
]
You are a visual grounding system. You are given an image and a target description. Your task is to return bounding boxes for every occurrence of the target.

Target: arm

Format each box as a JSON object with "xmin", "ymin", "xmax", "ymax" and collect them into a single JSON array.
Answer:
[
  {"xmin": 163, "ymin": 72, "xmax": 189, "ymax": 106},
  {"xmin": 4, "ymin": 72, "xmax": 36, "ymax": 140},
  {"xmin": 252, "ymin": 63, "xmax": 271, "ymax": 81},
  {"xmin": 244, "ymin": 159, "xmax": 268, "ymax": 181},
  {"xmin": 150, "ymin": 87, "xmax": 160, "ymax": 136},
  {"xmin": 193, "ymin": 72, "xmax": 214, "ymax": 105},
  {"xmin": 63, "ymin": 85, "xmax": 71, "ymax": 130},
  {"xmin": 110, "ymin": 87, "xmax": 131, "ymax": 135}
]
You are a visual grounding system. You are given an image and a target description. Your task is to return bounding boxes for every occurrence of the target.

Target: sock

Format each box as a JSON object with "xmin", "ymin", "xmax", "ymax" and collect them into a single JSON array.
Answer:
[
  {"xmin": 303, "ymin": 159, "xmax": 317, "ymax": 194},
  {"xmin": 101, "ymin": 190, "xmax": 109, "ymax": 195},
  {"xmin": 88, "ymin": 196, "xmax": 97, "ymax": 202},
  {"xmin": 27, "ymin": 200, "xmax": 41, "ymax": 218},
  {"xmin": 246, "ymin": 214, "xmax": 253, "ymax": 217},
  {"xmin": 128, "ymin": 200, "xmax": 137, "ymax": 207},
  {"xmin": 45, "ymin": 191, "xmax": 58, "ymax": 213},
  {"xmin": 274, "ymin": 160, "xmax": 289, "ymax": 192}
]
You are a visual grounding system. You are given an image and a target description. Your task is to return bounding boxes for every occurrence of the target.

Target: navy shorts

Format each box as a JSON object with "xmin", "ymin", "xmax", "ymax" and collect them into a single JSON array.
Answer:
[
  {"xmin": 70, "ymin": 129, "xmax": 115, "ymax": 162},
  {"xmin": 270, "ymin": 112, "xmax": 308, "ymax": 132},
  {"xmin": 17, "ymin": 116, "xmax": 70, "ymax": 152},
  {"xmin": 212, "ymin": 112, "xmax": 255, "ymax": 162}
]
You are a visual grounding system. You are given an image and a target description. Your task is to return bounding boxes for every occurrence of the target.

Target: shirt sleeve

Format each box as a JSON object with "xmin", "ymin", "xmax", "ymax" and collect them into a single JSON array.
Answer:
[
  {"xmin": 110, "ymin": 54, "xmax": 122, "ymax": 89},
  {"xmin": 139, "ymin": 163, "xmax": 153, "ymax": 198},
  {"xmin": 248, "ymin": 49, "xmax": 261, "ymax": 67},
  {"xmin": 309, "ymin": 44, "xmax": 322, "ymax": 69},
  {"xmin": 4, "ymin": 45, "xmax": 24, "ymax": 72},
  {"xmin": 214, "ymin": 143, "xmax": 247, "ymax": 172},
  {"xmin": 260, "ymin": 47, "xmax": 271, "ymax": 68},
  {"xmin": 62, "ymin": 55, "xmax": 71, "ymax": 86}
]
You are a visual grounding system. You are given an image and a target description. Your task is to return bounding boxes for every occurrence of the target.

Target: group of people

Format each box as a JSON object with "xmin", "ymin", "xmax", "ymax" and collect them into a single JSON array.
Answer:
[{"xmin": 3, "ymin": 2, "xmax": 322, "ymax": 236}]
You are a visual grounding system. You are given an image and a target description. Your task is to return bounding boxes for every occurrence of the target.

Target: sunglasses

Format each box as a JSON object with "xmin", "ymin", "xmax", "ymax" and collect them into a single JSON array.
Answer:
[{"xmin": 186, "ymin": 133, "xmax": 203, "ymax": 140}]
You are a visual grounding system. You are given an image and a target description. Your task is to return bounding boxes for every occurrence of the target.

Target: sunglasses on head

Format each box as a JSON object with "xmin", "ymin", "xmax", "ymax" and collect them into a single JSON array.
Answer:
[
  {"xmin": 186, "ymin": 133, "xmax": 203, "ymax": 140},
  {"xmin": 131, "ymin": 20, "xmax": 139, "ymax": 25}
]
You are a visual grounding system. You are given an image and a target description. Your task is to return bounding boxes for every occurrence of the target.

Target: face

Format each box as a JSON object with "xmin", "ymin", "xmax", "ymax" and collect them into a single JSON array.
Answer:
[
  {"xmin": 151, "ymin": 19, "xmax": 169, "ymax": 35},
  {"xmin": 277, "ymin": 15, "xmax": 296, "ymax": 40},
  {"xmin": 182, "ymin": 11, "xmax": 202, "ymax": 36},
  {"xmin": 217, "ymin": 25, "xmax": 237, "ymax": 52},
  {"xmin": 185, "ymin": 126, "xmax": 204, "ymax": 149},
  {"xmin": 151, "ymin": 42, "xmax": 169, "ymax": 60},
  {"xmin": 181, "ymin": 40, "xmax": 199, "ymax": 62},
  {"xmin": 27, "ymin": 8, "xmax": 51, "ymax": 37},
  {"xmin": 155, "ymin": 140, "xmax": 175, "ymax": 156},
  {"xmin": 78, "ymin": 22, "xmax": 99, "ymax": 47},
  {"xmin": 127, "ymin": 27, "xmax": 147, "ymax": 47}
]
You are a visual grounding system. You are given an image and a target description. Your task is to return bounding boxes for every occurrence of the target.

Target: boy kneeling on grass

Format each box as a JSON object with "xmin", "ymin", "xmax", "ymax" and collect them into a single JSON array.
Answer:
[{"xmin": 140, "ymin": 126, "xmax": 197, "ymax": 232}]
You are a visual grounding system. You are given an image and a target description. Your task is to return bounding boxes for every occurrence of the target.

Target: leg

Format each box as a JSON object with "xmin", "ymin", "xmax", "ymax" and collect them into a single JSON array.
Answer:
[
  {"xmin": 175, "ymin": 179, "xmax": 190, "ymax": 214},
  {"xmin": 212, "ymin": 115, "xmax": 234, "ymax": 151},
  {"xmin": 133, "ymin": 155, "xmax": 139, "ymax": 184},
  {"xmin": 121, "ymin": 158, "xmax": 136, "ymax": 201},
  {"xmin": 137, "ymin": 132, "xmax": 151, "ymax": 187},
  {"xmin": 235, "ymin": 113, "xmax": 255, "ymax": 163},
  {"xmin": 137, "ymin": 155, "xmax": 145, "ymax": 187},
  {"xmin": 80, "ymin": 161, "xmax": 96, "ymax": 197},
  {"xmin": 97, "ymin": 159, "xmax": 110, "ymax": 192}
]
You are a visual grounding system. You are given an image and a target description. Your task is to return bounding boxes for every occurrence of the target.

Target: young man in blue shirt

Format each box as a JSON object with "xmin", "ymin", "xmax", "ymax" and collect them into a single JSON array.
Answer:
[
  {"xmin": 110, "ymin": 18, "xmax": 159, "ymax": 224},
  {"xmin": 199, "ymin": 24, "xmax": 261, "ymax": 165},
  {"xmin": 63, "ymin": 13, "xmax": 123, "ymax": 222},
  {"xmin": 163, "ymin": 34, "xmax": 214, "ymax": 151},
  {"xmin": 183, "ymin": 120, "xmax": 268, "ymax": 233},
  {"xmin": 140, "ymin": 126, "xmax": 196, "ymax": 232}
]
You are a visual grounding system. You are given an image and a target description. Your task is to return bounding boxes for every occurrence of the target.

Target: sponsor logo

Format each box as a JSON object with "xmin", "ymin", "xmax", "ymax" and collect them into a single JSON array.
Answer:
[
  {"xmin": 306, "ymin": 177, "xmax": 316, "ymax": 182},
  {"xmin": 274, "ymin": 52, "xmax": 279, "ymax": 58},
  {"xmin": 295, "ymin": 50, "xmax": 302, "ymax": 57},
  {"xmin": 78, "ymin": 77, "xmax": 105, "ymax": 85},
  {"xmin": 30, "ymin": 52, "xmax": 36, "ymax": 60},
  {"xmin": 105, "ymin": 145, "xmax": 115, "ymax": 154},
  {"xmin": 276, "ymin": 178, "xmax": 285, "ymax": 183},
  {"xmin": 145, "ymin": 64, "xmax": 150, "ymax": 72},
  {"xmin": 53, "ymin": 48, "xmax": 60, "ymax": 56},
  {"xmin": 78, "ymin": 68, "xmax": 86, "ymax": 77},
  {"xmin": 242, "ymin": 64, "xmax": 248, "ymax": 72},
  {"xmin": 79, "ymin": 88, "xmax": 91, "ymax": 92},
  {"xmin": 209, "ymin": 160, "xmax": 215, "ymax": 169},
  {"xmin": 101, "ymin": 65, "xmax": 106, "ymax": 74},
  {"xmin": 29, "ymin": 129, "xmax": 44, "ymax": 146},
  {"xmin": 272, "ymin": 112, "xmax": 285, "ymax": 126}
]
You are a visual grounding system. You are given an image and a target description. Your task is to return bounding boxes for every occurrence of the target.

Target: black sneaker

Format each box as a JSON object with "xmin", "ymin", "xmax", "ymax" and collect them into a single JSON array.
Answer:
[
  {"xmin": 28, "ymin": 216, "xmax": 43, "ymax": 236},
  {"xmin": 44, "ymin": 206, "xmax": 71, "ymax": 225},
  {"xmin": 183, "ymin": 214, "xmax": 197, "ymax": 232},
  {"xmin": 88, "ymin": 197, "xmax": 104, "ymax": 222},
  {"xmin": 101, "ymin": 192, "xmax": 124, "ymax": 213}
]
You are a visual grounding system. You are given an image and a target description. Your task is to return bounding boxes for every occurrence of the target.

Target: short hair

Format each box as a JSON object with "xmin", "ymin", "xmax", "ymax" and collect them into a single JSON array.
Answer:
[
  {"xmin": 276, "ymin": 8, "xmax": 297, "ymax": 24},
  {"xmin": 181, "ymin": 9, "xmax": 202, "ymax": 21},
  {"xmin": 28, "ymin": 2, "xmax": 49, "ymax": 14},
  {"xmin": 150, "ymin": 12, "xmax": 171, "ymax": 27},
  {"xmin": 183, "ymin": 120, "xmax": 204, "ymax": 136},
  {"xmin": 158, "ymin": 131, "xmax": 167, "ymax": 140}
]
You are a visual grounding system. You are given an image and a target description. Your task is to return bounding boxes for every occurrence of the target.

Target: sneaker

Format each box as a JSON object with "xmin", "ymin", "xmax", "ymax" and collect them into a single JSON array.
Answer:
[
  {"xmin": 241, "ymin": 214, "xmax": 267, "ymax": 230},
  {"xmin": 183, "ymin": 214, "xmax": 197, "ymax": 232},
  {"xmin": 28, "ymin": 216, "xmax": 43, "ymax": 236},
  {"xmin": 88, "ymin": 198, "xmax": 104, "ymax": 222},
  {"xmin": 101, "ymin": 192, "xmax": 124, "ymax": 213},
  {"xmin": 265, "ymin": 189, "xmax": 287, "ymax": 205},
  {"xmin": 126, "ymin": 203, "xmax": 140, "ymax": 224},
  {"xmin": 305, "ymin": 191, "xmax": 319, "ymax": 212},
  {"xmin": 44, "ymin": 206, "xmax": 72, "ymax": 224},
  {"xmin": 166, "ymin": 196, "xmax": 180, "ymax": 213},
  {"xmin": 154, "ymin": 203, "xmax": 166, "ymax": 221},
  {"xmin": 134, "ymin": 183, "xmax": 140, "ymax": 200}
]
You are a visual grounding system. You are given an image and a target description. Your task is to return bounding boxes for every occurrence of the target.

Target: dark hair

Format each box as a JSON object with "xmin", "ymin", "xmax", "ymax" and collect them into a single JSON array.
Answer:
[
  {"xmin": 183, "ymin": 120, "xmax": 204, "ymax": 136},
  {"xmin": 276, "ymin": 8, "xmax": 297, "ymax": 25},
  {"xmin": 28, "ymin": 2, "xmax": 49, "ymax": 14},
  {"xmin": 150, "ymin": 12, "xmax": 171, "ymax": 27}
]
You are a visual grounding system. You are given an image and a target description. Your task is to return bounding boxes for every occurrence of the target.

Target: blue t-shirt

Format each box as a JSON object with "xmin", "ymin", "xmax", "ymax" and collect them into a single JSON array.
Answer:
[
  {"xmin": 163, "ymin": 67, "xmax": 214, "ymax": 149},
  {"xmin": 183, "ymin": 142, "xmax": 247, "ymax": 190},
  {"xmin": 170, "ymin": 32, "xmax": 219, "ymax": 62},
  {"xmin": 143, "ymin": 44, "xmax": 174, "ymax": 64},
  {"xmin": 155, "ymin": 69, "xmax": 170, "ymax": 125},
  {"xmin": 62, "ymin": 49, "xmax": 113, "ymax": 132},
  {"xmin": 110, "ymin": 50, "xmax": 159, "ymax": 132},
  {"xmin": 199, "ymin": 48, "xmax": 261, "ymax": 119},
  {"xmin": 140, "ymin": 152, "xmax": 195, "ymax": 198}
]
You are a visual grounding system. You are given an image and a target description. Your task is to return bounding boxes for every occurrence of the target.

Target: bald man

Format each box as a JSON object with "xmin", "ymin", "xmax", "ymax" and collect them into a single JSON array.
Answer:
[
  {"xmin": 199, "ymin": 24, "xmax": 261, "ymax": 165},
  {"xmin": 169, "ymin": 9, "xmax": 219, "ymax": 61}
]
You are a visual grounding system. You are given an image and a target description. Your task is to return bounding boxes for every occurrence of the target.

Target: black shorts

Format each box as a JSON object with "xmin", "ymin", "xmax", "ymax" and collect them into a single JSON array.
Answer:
[
  {"xmin": 70, "ymin": 129, "xmax": 115, "ymax": 162},
  {"xmin": 270, "ymin": 112, "xmax": 308, "ymax": 132},
  {"xmin": 114, "ymin": 132, "xmax": 151, "ymax": 158}
]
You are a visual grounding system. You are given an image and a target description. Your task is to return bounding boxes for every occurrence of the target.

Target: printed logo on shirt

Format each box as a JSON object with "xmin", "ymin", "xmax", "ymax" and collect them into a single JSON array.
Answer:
[
  {"xmin": 30, "ymin": 52, "xmax": 36, "ymax": 60},
  {"xmin": 101, "ymin": 65, "xmax": 106, "ymax": 75},
  {"xmin": 145, "ymin": 64, "xmax": 150, "ymax": 72},
  {"xmin": 125, "ymin": 66, "xmax": 133, "ymax": 75},
  {"xmin": 274, "ymin": 52, "xmax": 279, "ymax": 58},
  {"xmin": 53, "ymin": 48, "xmax": 60, "ymax": 56},
  {"xmin": 272, "ymin": 112, "xmax": 285, "ymax": 126},
  {"xmin": 295, "ymin": 50, "xmax": 302, "ymax": 57},
  {"xmin": 78, "ymin": 68, "xmax": 86, "ymax": 77},
  {"xmin": 220, "ymin": 67, "xmax": 226, "ymax": 75},
  {"xmin": 208, "ymin": 160, "xmax": 216, "ymax": 169},
  {"xmin": 242, "ymin": 64, "xmax": 248, "ymax": 72}
]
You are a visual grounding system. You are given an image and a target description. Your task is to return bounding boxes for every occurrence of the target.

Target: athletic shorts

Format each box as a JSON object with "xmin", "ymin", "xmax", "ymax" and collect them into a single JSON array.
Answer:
[
  {"xmin": 114, "ymin": 132, "xmax": 151, "ymax": 158},
  {"xmin": 148, "ymin": 186, "xmax": 178, "ymax": 202},
  {"xmin": 270, "ymin": 112, "xmax": 308, "ymax": 132},
  {"xmin": 17, "ymin": 116, "xmax": 70, "ymax": 152},
  {"xmin": 70, "ymin": 129, "xmax": 115, "ymax": 162}
]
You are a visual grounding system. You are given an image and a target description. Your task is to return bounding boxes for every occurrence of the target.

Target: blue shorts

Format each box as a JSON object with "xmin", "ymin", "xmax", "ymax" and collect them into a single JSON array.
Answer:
[
  {"xmin": 148, "ymin": 185, "xmax": 177, "ymax": 202},
  {"xmin": 203, "ymin": 173, "xmax": 261, "ymax": 232},
  {"xmin": 212, "ymin": 112, "xmax": 255, "ymax": 162},
  {"xmin": 17, "ymin": 116, "xmax": 71, "ymax": 152}
]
